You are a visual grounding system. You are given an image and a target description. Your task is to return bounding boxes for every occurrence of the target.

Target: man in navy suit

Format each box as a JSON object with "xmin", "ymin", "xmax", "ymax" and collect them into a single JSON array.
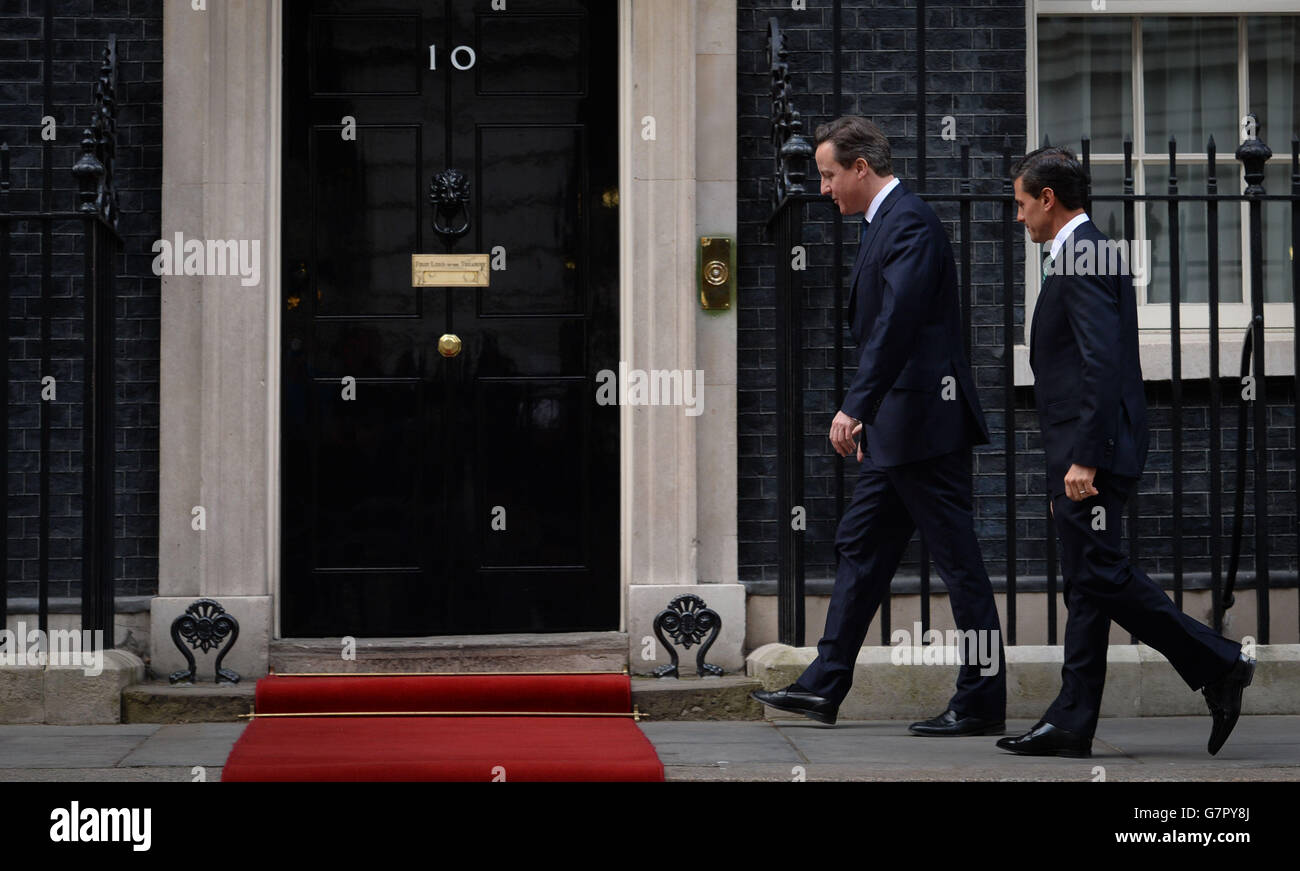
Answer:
[
  {"xmin": 998, "ymin": 146, "xmax": 1255, "ymax": 758},
  {"xmin": 751, "ymin": 116, "xmax": 1007, "ymax": 734}
]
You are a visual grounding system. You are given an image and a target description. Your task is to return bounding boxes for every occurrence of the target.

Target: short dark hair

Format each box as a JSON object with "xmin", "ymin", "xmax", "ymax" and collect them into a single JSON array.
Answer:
[
  {"xmin": 814, "ymin": 116, "xmax": 892, "ymax": 176},
  {"xmin": 1010, "ymin": 146, "xmax": 1087, "ymax": 210}
]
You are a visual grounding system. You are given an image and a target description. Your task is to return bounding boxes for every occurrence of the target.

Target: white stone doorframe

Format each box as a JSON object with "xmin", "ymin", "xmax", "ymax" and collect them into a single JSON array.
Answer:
[
  {"xmin": 152, "ymin": 0, "xmax": 743, "ymax": 681},
  {"xmin": 153, "ymin": 0, "xmax": 284, "ymax": 680}
]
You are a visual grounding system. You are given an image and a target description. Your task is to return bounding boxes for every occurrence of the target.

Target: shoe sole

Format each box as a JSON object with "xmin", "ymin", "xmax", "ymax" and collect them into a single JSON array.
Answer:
[
  {"xmin": 996, "ymin": 743, "xmax": 1091, "ymax": 758},
  {"xmin": 909, "ymin": 722, "xmax": 1006, "ymax": 737},
  {"xmin": 749, "ymin": 691, "xmax": 837, "ymax": 726}
]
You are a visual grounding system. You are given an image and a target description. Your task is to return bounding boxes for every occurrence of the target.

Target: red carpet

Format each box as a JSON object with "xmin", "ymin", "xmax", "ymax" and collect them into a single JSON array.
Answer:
[{"xmin": 221, "ymin": 673, "xmax": 664, "ymax": 782}]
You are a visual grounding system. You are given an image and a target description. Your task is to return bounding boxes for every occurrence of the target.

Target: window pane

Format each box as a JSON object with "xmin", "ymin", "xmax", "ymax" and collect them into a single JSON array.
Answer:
[
  {"xmin": 1038, "ymin": 16, "xmax": 1132, "ymax": 153},
  {"xmin": 1262, "ymin": 162, "xmax": 1294, "ymax": 304},
  {"xmin": 1144, "ymin": 164, "xmax": 1243, "ymax": 304},
  {"xmin": 1084, "ymin": 163, "xmax": 1126, "ymax": 247},
  {"xmin": 1247, "ymin": 16, "xmax": 1300, "ymax": 153},
  {"xmin": 1143, "ymin": 18, "xmax": 1238, "ymax": 154}
]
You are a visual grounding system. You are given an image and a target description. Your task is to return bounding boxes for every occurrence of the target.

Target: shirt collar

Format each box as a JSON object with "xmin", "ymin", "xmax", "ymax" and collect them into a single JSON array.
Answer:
[
  {"xmin": 1049, "ymin": 212, "xmax": 1090, "ymax": 261},
  {"xmin": 865, "ymin": 177, "xmax": 901, "ymax": 223}
]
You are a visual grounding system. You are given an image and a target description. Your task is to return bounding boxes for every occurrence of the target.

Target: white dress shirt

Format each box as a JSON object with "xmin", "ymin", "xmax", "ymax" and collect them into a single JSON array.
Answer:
[
  {"xmin": 865, "ymin": 176, "xmax": 901, "ymax": 223},
  {"xmin": 1049, "ymin": 211, "xmax": 1091, "ymax": 262}
]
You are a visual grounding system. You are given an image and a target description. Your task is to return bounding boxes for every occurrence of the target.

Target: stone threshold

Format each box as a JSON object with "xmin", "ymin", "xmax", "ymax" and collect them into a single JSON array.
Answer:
[
  {"xmin": 269, "ymin": 631, "xmax": 630, "ymax": 675},
  {"xmin": 118, "ymin": 674, "xmax": 764, "ymax": 724}
]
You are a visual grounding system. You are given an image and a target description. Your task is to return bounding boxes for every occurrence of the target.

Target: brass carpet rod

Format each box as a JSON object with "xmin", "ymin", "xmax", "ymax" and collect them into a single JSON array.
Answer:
[
  {"xmin": 268, "ymin": 668, "xmax": 629, "ymax": 677},
  {"xmin": 241, "ymin": 706, "xmax": 643, "ymax": 722}
]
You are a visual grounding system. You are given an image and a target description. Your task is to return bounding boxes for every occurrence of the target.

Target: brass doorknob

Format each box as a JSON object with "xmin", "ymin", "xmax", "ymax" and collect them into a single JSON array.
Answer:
[{"xmin": 438, "ymin": 334, "xmax": 462, "ymax": 358}]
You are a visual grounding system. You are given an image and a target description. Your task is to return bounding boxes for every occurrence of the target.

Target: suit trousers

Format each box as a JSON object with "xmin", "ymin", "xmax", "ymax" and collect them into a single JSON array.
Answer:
[
  {"xmin": 1043, "ymin": 469, "xmax": 1242, "ymax": 737},
  {"xmin": 795, "ymin": 445, "xmax": 1007, "ymax": 719}
]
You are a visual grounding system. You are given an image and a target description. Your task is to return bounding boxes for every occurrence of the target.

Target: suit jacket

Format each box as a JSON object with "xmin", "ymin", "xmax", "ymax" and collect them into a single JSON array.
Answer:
[
  {"xmin": 1029, "ymin": 218, "xmax": 1149, "ymax": 497},
  {"xmin": 841, "ymin": 181, "xmax": 990, "ymax": 467}
]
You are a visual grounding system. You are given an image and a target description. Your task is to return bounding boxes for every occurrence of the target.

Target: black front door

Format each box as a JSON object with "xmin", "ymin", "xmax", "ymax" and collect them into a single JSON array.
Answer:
[{"xmin": 280, "ymin": 0, "xmax": 619, "ymax": 637}]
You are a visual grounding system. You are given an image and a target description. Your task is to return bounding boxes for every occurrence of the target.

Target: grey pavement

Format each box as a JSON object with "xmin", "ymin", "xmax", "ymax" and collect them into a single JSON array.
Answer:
[
  {"xmin": 644, "ymin": 716, "xmax": 1300, "ymax": 781},
  {"xmin": 0, "ymin": 723, "xmax": 242, "ymax": 782},
  {"xmin": 0, "ymin": 716, "xmax": 1296, "ymax": 781}
]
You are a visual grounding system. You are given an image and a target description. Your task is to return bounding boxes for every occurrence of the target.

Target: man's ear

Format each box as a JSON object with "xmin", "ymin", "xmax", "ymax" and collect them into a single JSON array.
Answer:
[{"xmin": 1040, "ymin": 186, "xmax": 1056, "ymax": 211}]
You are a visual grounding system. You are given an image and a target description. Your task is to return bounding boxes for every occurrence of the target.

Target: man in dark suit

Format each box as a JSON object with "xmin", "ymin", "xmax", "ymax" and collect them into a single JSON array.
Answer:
[
  {"xmin": 751, "ymin": 116, "xmax": 1006, "ymax": 735},
  {"xmin": 999, "ymin": 146, "xmax": 1255, "ymax": 758}
]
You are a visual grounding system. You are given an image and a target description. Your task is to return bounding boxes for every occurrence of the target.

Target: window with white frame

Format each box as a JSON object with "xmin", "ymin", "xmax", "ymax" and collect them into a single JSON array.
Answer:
[{"xmin": 1031, "ymin": 8, "xmax": 1298, "ymax": 333}]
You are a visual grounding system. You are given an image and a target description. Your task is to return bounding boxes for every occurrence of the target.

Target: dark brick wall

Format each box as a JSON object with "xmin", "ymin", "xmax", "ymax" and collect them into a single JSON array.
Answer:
[
  {"xmin": 2, "ymin": 0, "xmax": 162, "ymax": 600},
  {"xmin": 1, "ymin": 0, "xmax": 1292, "ymax": 615},
  {"xmin": 738, "ymin": 0, "xmax": 1298, "ymax": 592}
]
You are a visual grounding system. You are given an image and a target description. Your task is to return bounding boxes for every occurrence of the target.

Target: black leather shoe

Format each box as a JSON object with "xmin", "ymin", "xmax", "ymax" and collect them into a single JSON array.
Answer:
[
  {"xmin": 1203, "ymin": 653, "xmax": 1256, "ymax": 756},
  {"xmin": 749, "ymin": 684, "xmax": 838, "ymax": 725},
  {"xmin": 995, "ymin": 721, "xmax": 1091, "ymax": 758},
  {"xmin": 908, "ymin": 708, "xmax": 1005, "ymax": 736}
]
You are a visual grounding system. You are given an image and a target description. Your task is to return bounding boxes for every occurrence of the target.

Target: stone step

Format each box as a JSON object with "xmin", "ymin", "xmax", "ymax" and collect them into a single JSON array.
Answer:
[
  {"xmin": 120, "ymin": 672, "xmax": 765, "ymax": 724},
  {"xmin": 630, "ymin": 675, "xmax": 764, "ymax": 720},
  {"xmin": 268, "ymin": 631, "xmax": 629, "ymax": 675},
  {"xmin": 122, "ymin": 681, "xmax": 255, "ymax": 724}
]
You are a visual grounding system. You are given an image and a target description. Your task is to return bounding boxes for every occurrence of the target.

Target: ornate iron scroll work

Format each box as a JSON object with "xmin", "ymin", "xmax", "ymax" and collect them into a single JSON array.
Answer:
[
  {"xmin": 169, "ymin": 599, "xmax": 241, "ymax": 685},
  {"xmin": 652, "ymin": 594, "xmax": 723, "ymax": 679}
]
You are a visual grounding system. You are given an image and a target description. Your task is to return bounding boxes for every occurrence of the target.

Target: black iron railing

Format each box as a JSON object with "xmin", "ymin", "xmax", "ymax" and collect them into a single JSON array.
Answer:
[
  {"xmin": 766, "ymin": 17, "xmax": 1300, "ymax": 648},
  {"xmin": 1, "ymin": 37, "xmax": 121, "ymax": 650}
]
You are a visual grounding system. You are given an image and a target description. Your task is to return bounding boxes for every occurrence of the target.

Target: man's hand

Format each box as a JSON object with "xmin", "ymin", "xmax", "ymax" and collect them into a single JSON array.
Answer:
[
  {"xmin": 1064, "ymin": 463, "xmax": 1099, "ymax": 502},
  {"xmin": 829, "ymin": 410, "xmax": 859, "ymax": 457}
]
